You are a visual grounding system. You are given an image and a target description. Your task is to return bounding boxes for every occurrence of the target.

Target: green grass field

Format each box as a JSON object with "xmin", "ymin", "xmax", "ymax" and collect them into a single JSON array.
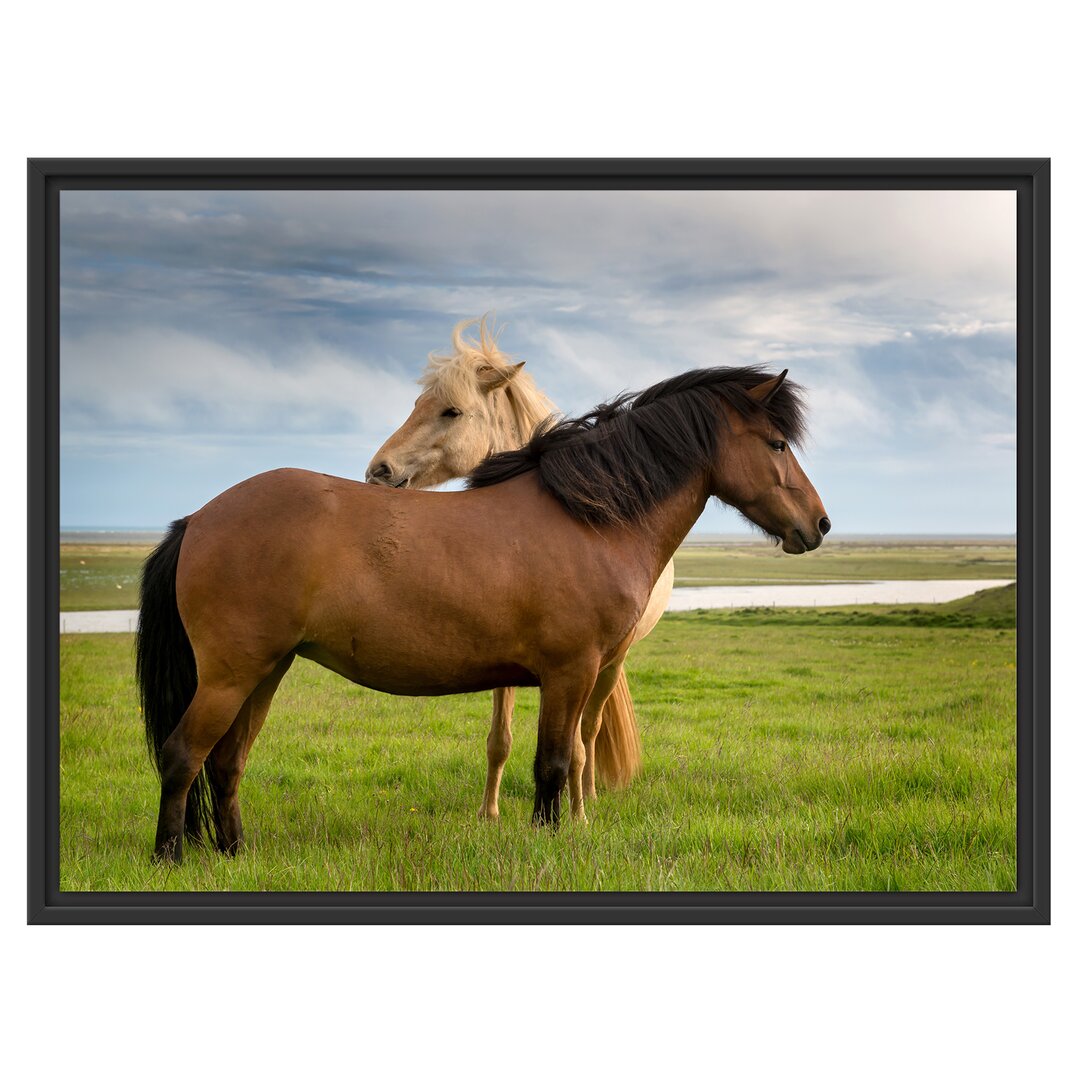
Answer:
[
  {"xmin": 60, "ymin": 545, "xmax": 154, "ymax": 611},
  {"xmin": 673, "ymin": 539, "xmax": 1016, "ymax": 586},
  {"xmin": 59, "ymin": 587, "xmax": 1016, "ymax": 892},
  {"xmin": 59, "ymin": 539, "xmax": 1016, "ymax": 611}
]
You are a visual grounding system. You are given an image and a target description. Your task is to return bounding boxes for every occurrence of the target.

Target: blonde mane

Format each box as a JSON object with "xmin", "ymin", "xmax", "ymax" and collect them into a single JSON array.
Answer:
[{"xmin": 419, "ymin": 316, "xmax": 556, "ymax": 442}]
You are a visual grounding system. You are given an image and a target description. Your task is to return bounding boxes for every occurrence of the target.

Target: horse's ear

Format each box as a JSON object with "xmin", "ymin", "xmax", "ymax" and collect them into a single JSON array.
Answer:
[
  {"xmin": 747, "ymin": 370, "xmax": 788, "ymax": 405},
  {"xmin": 477, "ymin": 361, "xmax": 525, "ymax": 393}
]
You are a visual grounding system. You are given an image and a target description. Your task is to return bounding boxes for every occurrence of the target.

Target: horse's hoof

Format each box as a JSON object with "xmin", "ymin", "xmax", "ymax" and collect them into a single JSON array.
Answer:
[
  {"xmin": 151, "ymin": 839, "xmax": 182, "ymax": 865},
  {"xmin": 477, "ymin": 807, "xmax": 499, "ymax": 822}
]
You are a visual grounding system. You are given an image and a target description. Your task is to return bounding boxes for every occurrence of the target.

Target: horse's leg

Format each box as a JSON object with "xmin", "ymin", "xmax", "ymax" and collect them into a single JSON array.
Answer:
[
  {"xmin": 583, "ymin": 560, "xmax": 672, "ymax": 794},
  {"xmin": 479, "ymin": 686, "xmax": 515, "ymax": 820},
  {"xmin": 567, "ymin": 722, "xmax": 588, "ymax": 824},
  {"xmin": 579, "ymin": 661, "xmax": 623, "ymax": 801},
  {"xmin": 153, "ymin": 677, "xmax": 264, "ymax": 863},
  {"xmin": 207, "ymin": 654, "xmax": 295, "ymax": 854},
  {"xmin": 533, "ymin": 664, "xmax": 599, "ymax": 828}
]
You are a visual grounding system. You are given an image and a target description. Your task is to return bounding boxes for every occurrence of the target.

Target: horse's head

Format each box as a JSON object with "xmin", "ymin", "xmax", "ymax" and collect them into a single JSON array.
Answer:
[
  {"xmin": 367, "ymin": 317, "xmax": 555, "ymax": 490},
  {"xmin": 711, "ymin": 371, "xmax": 831, "ymax": 553},
  {"xmin": 366, "ymin": 360, "xmax": 528, "ymax": 489}
]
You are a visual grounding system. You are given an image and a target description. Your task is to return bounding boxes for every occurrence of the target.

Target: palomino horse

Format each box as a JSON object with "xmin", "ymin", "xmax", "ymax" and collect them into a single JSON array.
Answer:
[
  {"xmin": 137, "ymin": 365, "xmax": 828, "ymax": 862},
  {"xmin": 366, "ymin": 318, "xmax": 674, "ymax": 817}
]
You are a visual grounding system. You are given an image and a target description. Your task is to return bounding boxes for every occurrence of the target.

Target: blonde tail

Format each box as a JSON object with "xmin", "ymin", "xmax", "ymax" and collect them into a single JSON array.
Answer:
[{"xmin": 593, "ymin": 666, "xmax": 642, "ymax": 789}]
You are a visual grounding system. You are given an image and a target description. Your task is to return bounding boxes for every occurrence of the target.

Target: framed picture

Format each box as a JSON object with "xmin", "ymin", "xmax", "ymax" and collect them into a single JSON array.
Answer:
[{"xmin": 28, "ymin": 158, "xmax": 1049, "ymax": 923}]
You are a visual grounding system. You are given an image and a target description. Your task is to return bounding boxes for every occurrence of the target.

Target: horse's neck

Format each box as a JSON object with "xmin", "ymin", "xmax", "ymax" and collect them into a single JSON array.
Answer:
[
  {"xmin": 618, "ymin": 477, "xmax": 709, "ymax": 584},
  {"xmin": 498, "ymin": 381, "xmax": 556, "ymax": 452},
  {"xmin": 489, "ymin": 403, "xmax": 524, "ymax": 455}
]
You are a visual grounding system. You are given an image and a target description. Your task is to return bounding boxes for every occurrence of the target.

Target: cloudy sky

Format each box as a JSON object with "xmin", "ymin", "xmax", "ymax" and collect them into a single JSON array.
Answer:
[{"xmin": 60, "ymin": 188, "xmax": 1016, "ymax": 534}]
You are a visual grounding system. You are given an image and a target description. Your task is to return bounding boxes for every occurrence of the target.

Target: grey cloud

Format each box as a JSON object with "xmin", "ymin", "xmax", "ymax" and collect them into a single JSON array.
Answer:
[{"xmin": 59, "ymin": 188, "xmax": 1017, "ymax": 532}]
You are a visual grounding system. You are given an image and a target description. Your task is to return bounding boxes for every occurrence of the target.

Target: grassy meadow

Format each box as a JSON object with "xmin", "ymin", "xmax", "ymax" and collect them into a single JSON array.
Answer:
[
  {"xmin": 59, "ymin": 586, "xmax": 1016, "ymax": 892},
  {"xmin": 60, "ymin": 544, "xmax": 154, "ymax": 611},
  {"xmin": 673, "ymin": 539, "xmax": 1016, "ymax": 586}
]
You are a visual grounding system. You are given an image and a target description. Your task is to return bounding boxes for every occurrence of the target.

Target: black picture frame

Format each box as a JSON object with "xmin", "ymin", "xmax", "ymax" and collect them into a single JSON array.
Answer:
[{"xmin": 28, "ymin": 157, "xmax": 1050, "ymax": 924}]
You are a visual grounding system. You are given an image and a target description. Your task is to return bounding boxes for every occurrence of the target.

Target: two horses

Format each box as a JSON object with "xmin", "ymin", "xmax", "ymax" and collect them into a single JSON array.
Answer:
[
  {"xmin": 366, "ymin": 318, "xmax": 674, "ymax": 817},
  {"xmin": 137, "ymin": 358, "xmax": 828, "ymax": 862}
]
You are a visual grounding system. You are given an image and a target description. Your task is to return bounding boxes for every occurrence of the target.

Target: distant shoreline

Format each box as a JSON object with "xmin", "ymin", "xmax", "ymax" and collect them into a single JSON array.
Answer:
[
  {"xmin": 679, "ymin": 533, "xmax": 1016, "ymax": 546},
  {"xmin": 60, "ymin": 530, "xmax": 167, "ymax": 545},
  {"xmin": 61, "ymin": 528, "xmax": 1018, "ymax": 548}
]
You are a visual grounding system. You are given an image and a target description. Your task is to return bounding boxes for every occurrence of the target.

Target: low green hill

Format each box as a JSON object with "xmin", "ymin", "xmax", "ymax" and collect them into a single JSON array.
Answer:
[{"xmin": 937, "ymin": 581, "xmax": 1016, "ymax": 621}]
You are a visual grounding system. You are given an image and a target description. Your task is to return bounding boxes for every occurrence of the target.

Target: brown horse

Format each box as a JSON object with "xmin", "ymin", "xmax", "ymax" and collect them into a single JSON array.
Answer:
[
  {"xmin": 137, "ymin": 365, "xmax": 828, "ymax": 862},
  {"xmin": 365, "ymin": 317, "xmax": 674, "ymax": 816}
]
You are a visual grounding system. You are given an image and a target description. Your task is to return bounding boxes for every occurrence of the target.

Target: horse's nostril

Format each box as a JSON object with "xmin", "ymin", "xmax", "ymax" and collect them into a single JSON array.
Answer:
[
  {"xmin": 819, "ymin": 516, "xmax": 832, "ymax": 536},
  {"xmin": 368, "ymin": 462, "xmax": 392, "ymax": 482}
]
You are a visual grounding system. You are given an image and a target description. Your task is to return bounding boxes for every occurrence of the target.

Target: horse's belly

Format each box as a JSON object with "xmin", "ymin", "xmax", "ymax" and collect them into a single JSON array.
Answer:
[{"xmin": 294, "ymin": 639, "xmax": 538, "ymax": 696}]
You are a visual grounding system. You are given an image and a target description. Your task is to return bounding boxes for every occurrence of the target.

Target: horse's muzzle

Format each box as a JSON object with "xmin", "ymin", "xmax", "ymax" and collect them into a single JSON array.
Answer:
[
  {"xmin": 365, "ymin": 462, "xmax": 410, "ymax": 488},
  {"xmin": 783, "ymin": 521, "xmax": 828, "ymax": 554}
]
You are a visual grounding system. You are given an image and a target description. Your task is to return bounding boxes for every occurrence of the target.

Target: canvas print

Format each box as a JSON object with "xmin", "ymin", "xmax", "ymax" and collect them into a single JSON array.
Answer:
[{"xmin": 58, "ymin": 188, "xmax": 1017, "ymax": 892}]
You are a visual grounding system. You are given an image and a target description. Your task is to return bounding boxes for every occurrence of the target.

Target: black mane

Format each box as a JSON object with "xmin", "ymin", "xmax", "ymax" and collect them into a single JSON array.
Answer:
[{"xmin": 466, "ymin": 366, "xmax": 806, "ymax": 527}]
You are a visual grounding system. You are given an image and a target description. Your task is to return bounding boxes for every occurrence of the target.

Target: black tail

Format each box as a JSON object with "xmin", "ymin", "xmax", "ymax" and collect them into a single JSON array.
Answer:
[{"xmin": 135, "ymin": 517, "xmax": 219, "ymax": 846}]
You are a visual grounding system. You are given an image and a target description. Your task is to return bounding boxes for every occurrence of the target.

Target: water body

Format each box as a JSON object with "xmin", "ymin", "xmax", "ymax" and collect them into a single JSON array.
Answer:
[
  {"xmin": 665, "ymin": 579, "xmax": 1014, "ymax": 612},
  {"xmin": 58, "ymin": 579, "xmax": 1015, "ymax": 633},
  {"xmin": 61, "ymin": 610, "xmax": 141, "ymax": 633}
]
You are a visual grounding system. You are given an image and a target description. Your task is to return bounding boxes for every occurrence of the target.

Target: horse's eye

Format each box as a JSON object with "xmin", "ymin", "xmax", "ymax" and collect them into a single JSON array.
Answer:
[
  {"xmin": 770, "ymin": 440, "xmax": 786, "ymax": 452},
  {"xmin": 441, "ymin": 407, "xmax": 462, "ymax": 419}
]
